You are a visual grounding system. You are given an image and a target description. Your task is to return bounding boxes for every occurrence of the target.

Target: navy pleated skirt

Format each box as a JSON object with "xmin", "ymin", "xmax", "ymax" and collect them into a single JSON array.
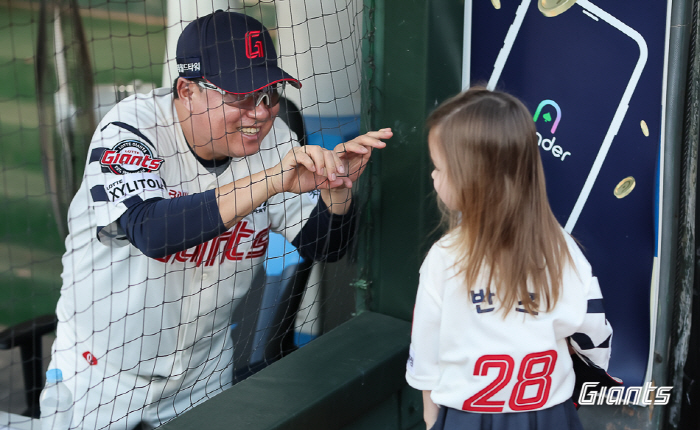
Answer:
[{"xmin": 429, "ymin": 401, "xmax": 583, "ymax": 430}]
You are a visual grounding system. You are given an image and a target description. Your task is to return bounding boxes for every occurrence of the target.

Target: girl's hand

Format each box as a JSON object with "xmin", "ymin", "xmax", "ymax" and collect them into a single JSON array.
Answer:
[{"xmin": 330, "ymin": 128, "xmax": 391, "ymax": 189}]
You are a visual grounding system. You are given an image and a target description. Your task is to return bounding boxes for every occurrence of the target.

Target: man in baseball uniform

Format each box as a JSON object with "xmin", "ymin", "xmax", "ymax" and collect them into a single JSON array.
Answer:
[{"xmin": 46, "ymin": 10, "xmax": 391, "ymax": 430}]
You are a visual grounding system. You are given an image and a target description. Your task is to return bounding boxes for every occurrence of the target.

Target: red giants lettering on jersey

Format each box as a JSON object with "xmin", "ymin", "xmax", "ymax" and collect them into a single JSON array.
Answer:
[
  {"xmin": 101, "ymin": 140, "xmax": 164, "ymax": 175},
  {"xmin": 155, "ymin": 221, "xmax": 270, "ymax": 265}
]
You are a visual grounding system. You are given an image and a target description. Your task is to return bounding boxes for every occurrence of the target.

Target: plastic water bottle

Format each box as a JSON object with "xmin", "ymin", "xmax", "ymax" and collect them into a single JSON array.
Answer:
[{"xmin": 40, "ymin": 369, "xmax": 73, "ymax": 430}]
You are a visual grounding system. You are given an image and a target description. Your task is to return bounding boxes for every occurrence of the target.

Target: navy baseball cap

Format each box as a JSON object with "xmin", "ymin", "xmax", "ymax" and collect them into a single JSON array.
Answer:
[{"xmin": 176, "ymin": 11, "xmax": 301, "ymax": 94}]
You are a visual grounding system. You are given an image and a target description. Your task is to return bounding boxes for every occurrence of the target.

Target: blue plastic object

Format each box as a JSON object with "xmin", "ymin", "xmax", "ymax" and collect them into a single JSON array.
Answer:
[{"xmin": 45, "ymin": 368, "xmax": 63, "ymax": 384}]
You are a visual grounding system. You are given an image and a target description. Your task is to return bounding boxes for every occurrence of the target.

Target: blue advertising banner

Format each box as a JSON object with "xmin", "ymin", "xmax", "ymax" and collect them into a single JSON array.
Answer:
[{"xmin": 467, "ymin": 0, "xmax": 668, "ymax": 387}]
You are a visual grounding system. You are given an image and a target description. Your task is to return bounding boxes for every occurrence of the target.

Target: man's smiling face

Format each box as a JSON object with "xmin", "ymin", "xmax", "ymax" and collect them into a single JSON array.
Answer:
[{"xmin": 186, "ymin": 82, "xmax": 280, "ymax": 159}]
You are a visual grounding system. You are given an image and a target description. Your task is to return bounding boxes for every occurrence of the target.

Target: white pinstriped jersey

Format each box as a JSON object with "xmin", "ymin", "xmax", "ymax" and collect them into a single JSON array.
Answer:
[
  {"xmin": 49, "ymin": 88, "xmax": 317, "ymax": 429},
  {"xmin": 406, "ymin": 230, "xmax": 612, "ymax": 413}
]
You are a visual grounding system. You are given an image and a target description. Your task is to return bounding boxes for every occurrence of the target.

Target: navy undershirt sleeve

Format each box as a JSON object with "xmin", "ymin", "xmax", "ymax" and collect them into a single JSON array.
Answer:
[
  {"xmin": 291, "ymin": 198, "xmax": 357, "ymax": 263},
  {"xmin": 118, "ymin": 189, "xmax": 227, "ymax": 259}
]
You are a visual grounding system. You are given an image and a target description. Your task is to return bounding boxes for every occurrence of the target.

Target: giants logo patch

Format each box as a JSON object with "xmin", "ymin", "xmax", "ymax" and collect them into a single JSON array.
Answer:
[{"xmin": 100, "ymin": 140, "xmax": 164, "ymax": 175}]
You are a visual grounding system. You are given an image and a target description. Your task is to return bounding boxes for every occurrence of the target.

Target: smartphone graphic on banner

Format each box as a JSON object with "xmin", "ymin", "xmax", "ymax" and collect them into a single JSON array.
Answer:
[{"xmin": 480, "ymin": 0, "xmax": 648, "ymax": 232}]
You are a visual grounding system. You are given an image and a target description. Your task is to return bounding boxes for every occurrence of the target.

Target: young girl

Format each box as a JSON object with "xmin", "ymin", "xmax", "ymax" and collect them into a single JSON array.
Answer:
[{"xmin": 406, "ymin": 87, "xmax": 613, "ymax": 430}]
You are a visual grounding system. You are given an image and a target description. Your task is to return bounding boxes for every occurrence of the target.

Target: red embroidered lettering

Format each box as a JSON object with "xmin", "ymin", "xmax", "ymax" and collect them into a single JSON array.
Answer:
[
  {"xmin": 224, "ymin": 222, "xmax": 254, "ymax": 261},
  {"xmin": 463, "ymin": 355, "xmax": 514, "ymax": 412},
  {"xmin": 205, "ymin": 232, "xmax": 232, "ymax": 266},
  {"xmin": 148, "ymin": 158, "xmax": 163, "ymax": 170},
  {"xmin": 170, "ymin": 243, "xmax": 207, "ymax": 266},
  {"xmin": 82, "ymin": 351, "xmax": 98, "ymax": 365},
  {"xmin": 509, "ymin": 351, "xmax": 556, "ymax": 411},
  {"xmin": 140, "ymin": 155, "xmax": 152, "ymax": 168},
  {"xmin": 101, "ymin": 150, "xmax": 118, "ymax": 164},
  {"xmin": 245, "ymin": 31, "xmax": 264, "ymax": 59},
  {"xmin": 193, "ymin": 243, "xmax": 208, "ymax": 266},
  {"xmin": 100, "ymin": 140, "xmax": 164, "ymax": 174},
  {"xmin": 246, "ymin": 227, "xmax": 270, "ymax": 259},
  {"xmin": 168, "ymin": 189, "xmax": 188, "ymax": 198},
  {"xmin": 155, "ymin": 221, "xmax": 269, "ymax": 265},
  {"xmin": 221, "ymin": 223, "xmax": 242, "ymax": 263},
  {"xmin": 174, "ymin": 247, "xmax": 198, "ymax": 262},
  {"xmin": 462, "ymin": 351, "xmax": 557, "ymax": 412}
]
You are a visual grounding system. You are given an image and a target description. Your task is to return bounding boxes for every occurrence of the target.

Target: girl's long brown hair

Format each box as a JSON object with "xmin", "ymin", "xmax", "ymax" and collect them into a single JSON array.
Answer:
[{"xmin": 427, "ymin": 87, "xmax": 573, "ymax": 315}]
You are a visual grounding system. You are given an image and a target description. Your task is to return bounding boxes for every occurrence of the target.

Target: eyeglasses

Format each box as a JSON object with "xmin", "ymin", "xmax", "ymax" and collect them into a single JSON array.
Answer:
[{"xmin": 195, "ymin": 80, "xmax": 284, "ymax": 110}]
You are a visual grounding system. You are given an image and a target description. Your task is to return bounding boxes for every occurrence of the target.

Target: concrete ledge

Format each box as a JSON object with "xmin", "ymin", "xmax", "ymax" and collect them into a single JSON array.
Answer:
[{"xmin": 159, "ymin": 311, "xmax": 412, "ymax": 430}]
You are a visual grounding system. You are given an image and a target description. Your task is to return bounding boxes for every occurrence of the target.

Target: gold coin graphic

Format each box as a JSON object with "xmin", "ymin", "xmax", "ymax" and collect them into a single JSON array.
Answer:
[
  {"xmin": 640, "ymin": 120, "xmax": 650, "ymax": 137},
  {"xmin": 614, "ymin": 177, "xmax": 636, "ymax": 199},
  {"xmin": 539, "ymin": 0, "xmax": 578, "ymax": 17}
]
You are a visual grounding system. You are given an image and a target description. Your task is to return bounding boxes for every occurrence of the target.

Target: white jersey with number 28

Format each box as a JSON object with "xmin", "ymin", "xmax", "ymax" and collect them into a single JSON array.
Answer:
[{"xmin": 406, "ymin": 230, "xmax": 612, "ymax": 413}]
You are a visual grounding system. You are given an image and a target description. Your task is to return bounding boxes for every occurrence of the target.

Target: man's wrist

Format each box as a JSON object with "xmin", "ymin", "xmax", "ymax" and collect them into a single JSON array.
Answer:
[{"xmin": 265, "ymin": 167, "xmax": 283, "ymax": 197}]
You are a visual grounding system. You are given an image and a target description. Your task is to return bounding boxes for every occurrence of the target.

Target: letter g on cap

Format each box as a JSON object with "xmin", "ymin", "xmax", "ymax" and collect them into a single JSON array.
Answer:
[{"xmin": 245, "ymin": 31, "xmax": 264, "ymax": 59}]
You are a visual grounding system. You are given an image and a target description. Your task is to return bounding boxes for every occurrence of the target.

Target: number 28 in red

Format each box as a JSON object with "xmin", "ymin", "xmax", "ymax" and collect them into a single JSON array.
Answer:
[{"xmin": 462, "ymin": 350, "xmax": 557, "ymax": 412}]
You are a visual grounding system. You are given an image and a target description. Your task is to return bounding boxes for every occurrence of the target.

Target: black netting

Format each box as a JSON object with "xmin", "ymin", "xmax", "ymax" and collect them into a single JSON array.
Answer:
[{"xmin": 0, "ymin": 1, "xmax": 374, "ymax": 428}]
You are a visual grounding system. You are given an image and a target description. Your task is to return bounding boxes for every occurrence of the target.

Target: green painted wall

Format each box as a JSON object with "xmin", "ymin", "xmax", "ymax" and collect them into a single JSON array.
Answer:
[{"xmin": 359, "ymin": 0, "xmax": 465, "ymax": 321}]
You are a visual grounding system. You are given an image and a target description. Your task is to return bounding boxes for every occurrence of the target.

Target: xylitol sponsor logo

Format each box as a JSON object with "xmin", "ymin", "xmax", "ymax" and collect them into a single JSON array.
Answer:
[
  {"xmin": 534, "ymin": 100, "xmax": 572, "ymax": 162},
  {"xmin": 105, "ymin": 173, "xmax": 166, "ymax": 203},
  {"xmin": 578, "ymin": 382, "xmax": 672, "ymax": 406}
]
